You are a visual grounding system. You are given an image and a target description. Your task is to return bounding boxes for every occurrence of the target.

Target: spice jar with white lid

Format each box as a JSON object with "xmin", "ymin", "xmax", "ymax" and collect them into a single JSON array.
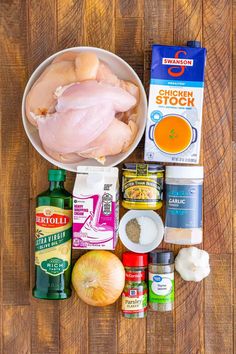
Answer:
[{"xmin": 164, "ymin": 166, "xmax": 204, "ymax": 245}]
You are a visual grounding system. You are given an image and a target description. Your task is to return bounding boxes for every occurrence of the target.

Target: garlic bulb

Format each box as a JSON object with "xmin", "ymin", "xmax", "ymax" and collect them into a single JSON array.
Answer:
[{"xmin": 175, "ymin": 247, "xmax": 210, "ymax": 282}]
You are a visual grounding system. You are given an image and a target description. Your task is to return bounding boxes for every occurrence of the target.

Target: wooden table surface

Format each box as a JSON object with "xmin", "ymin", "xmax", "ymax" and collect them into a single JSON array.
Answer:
[{"xmin": 0, "ymin": 0, "xmax": 235, "ymax": 353}]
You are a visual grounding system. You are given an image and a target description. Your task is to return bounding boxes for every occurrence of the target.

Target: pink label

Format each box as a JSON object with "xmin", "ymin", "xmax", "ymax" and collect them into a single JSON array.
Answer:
[{"xmin": 72, "ymin": 194, "xmax": 118, "ymax": 250}]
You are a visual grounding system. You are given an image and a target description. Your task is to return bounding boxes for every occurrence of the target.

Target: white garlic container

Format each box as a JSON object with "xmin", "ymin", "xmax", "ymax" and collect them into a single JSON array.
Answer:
[{"xmin": 164, "ymin": 166, "xmax": 204, "ymax": 245}]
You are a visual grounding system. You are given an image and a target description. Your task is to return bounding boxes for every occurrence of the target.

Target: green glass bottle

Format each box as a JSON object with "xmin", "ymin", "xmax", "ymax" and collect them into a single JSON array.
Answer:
[{"xmin": 33, "ymin": 169, "xmax": 72, "ymax": 300}]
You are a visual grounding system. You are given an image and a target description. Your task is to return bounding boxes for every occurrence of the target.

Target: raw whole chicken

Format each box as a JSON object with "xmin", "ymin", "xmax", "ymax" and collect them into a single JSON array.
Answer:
[{"xmin": 25, "ymin": 51, "xmax": 139, "ymax": 163}]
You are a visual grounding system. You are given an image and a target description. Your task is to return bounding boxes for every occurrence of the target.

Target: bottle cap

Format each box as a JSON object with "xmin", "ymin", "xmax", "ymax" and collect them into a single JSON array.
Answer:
[
  {"xmin": 187, "ymin": 40, "xmax": 201, "ymax": 48},
  {"xmin": 48, "ymin": 169, "xmax": 66, "ymax": 182},
  {"xmin": 166, "ymin": 166, "xmax": 204, "ymax": 179},
  {"xmin": 149, "ymin": 249, "xmax": 174, "ymax": 265},
  {"xmin": 122, "ymin": 252, "xmax": 148, "ymax": 267}
]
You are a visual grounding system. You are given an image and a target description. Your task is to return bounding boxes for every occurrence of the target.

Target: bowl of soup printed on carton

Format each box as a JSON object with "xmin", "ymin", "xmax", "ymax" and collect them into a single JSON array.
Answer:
[
  {"xmin": 72, "ymin": 166, "xmax": 119, "ymax": 250},
  {"xmin": 144, "ymin": 41, "xmax": 207, "ymax": 164}
]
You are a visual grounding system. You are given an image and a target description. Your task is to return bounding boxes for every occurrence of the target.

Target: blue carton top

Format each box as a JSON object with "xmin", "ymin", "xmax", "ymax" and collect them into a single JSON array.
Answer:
[{"xmin": 151, "ymin": 44, "xmax": 207, "ymax": 84}]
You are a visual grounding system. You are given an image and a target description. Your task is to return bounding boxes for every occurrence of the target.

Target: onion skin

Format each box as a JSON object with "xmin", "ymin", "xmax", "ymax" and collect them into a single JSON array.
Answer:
[{"xmin": 72, "ymin": 251, "xmax": 125, "ymax": 306}]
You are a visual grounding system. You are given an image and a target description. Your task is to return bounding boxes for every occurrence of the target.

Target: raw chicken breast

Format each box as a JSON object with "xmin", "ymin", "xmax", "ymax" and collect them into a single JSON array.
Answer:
[
  {"xmin": 26, "ymin": 52, "xmax": 100, "ymax": 125},
  {"xmin": 38, "ymin": 103, "xmax": 115, "ymax": 154},
  {"xmin": 75, "ymin": 52, "xmax": 99, "ymax": 81},
  {"xmin": 56, "ymin": 81, "xmax": 136, "ymax": 113},
  {"xmin": 78, "ymin": 118, "xmax": 138, "ymax": 161},
  {"xmin": 96, "ymin": 62, "xmax": 120, "ymax": 86},
  {"xmin": 120, "ymin": 80, "xmax": 139, "ymax": 101},
  {"xmin": 43, "ymin": 146, "xmax": 83, "ymax": 163},
  {"xmin": 96, "ymin": 61, "xmax": 139, "ymax": 99},
  {"xmin": 52, "ymin": 52, "xmax": 78, "ymax": 63},
  {"xmin": 26, "ymin": 61, "xmax": 77, "ymax": 126},
  {"xmin": 53, "ymin": 52, "xmax": 100, "ymax": 80}
]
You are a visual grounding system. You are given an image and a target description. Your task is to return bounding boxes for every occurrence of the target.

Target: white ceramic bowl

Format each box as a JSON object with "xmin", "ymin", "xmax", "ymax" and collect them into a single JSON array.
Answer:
[
  {"xmin": 22, "ymin": 47, "xmax": 147, "ymax": 172},
  {"xmin": 119, "ymin": 210, "xmax": 164, "ymax": 253}
]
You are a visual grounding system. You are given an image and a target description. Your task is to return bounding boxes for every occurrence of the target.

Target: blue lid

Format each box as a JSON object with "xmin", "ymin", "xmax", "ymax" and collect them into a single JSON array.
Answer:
[{"xmin": 187, "ymin": 40, "xmax": 201, "ymax": 48}]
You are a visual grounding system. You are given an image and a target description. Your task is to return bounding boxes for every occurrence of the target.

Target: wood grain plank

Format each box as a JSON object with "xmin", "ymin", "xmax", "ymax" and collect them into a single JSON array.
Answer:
[
  {"xmin": 88, "ymin": 305, "xmax": 117, "ymax": 354},
  {"xmin": 116, "ymin": 3, "xmax": 146, "ymax": 354},
  {"xmin": 233, "ymin": 3, "xmax": 236, "ymax": 353},
  {"xmin": 27, "ymin": 2, "xmax": 59, "ymax": 353},
  {"xmin": 144, "ymin": 1, "xmax": 175, "ymax": 353},
  {"xmin": 83, "ymin": 0, "xmax": 115, "ymax": 51},
  {"xmin": 0, "ymin": 1, "xmax": 27, "ymax": 66},
  {"xmin": 31, "ymin": 300, "xmax": 59, "ymax": 354},
  {"xmin": 233, "ymin": 0, "xmax": 236, "ymax": 142},
  {"xmin": 174, "ymin": 0, "xmax": 202, "ymax": 44},
  {"xmin": 116, "ymin": 0, "xmax": 144, "ymax": 18},
  {"xmin": 143, "ymin": 0, "xmax": 174, "ymax": 91},
  {"xmin": 203, "ymin": 0, "xmax": 233, "ymax": 342},
  {"xmin": 57, "ymin": 2, "xmax": 89, "ymax": 350},
  {"xmin": 0, "ymin": 0, "xmax": 30, "ymax": 306},
  {"xmin": 81, "ymin": 2, "xmax": 118, "ymax": 353},
  {"xmin": 57, "ymin": 0, "xmax": 84, "ymax": 50},
  {"xmin": 233, "ymin": 143, "xmax": 236, "ymax": 354},
  {"xmin": 203, "ymin": 0, "xmax": 232, "ymax": 253},
  {"xmin": 144, "ymin": 0, "xmax": 174, "ymax": 49},
  {"xmin": 118, "ymin": 315, "xmax": 146, "ymax": 354},
  {"xmin": 28, "ymin": 0, "xmax": 57, "ymax": 71},
  {"xmin": 2, "ymin": 306, "xmax": 31, "ymax": 354},
  {"xmin": 175, "ymin": 275, "xmax": 204, "ymax": 354},
  {"xmin": 60, "ymin": 293, "xmax": 88, "ymax": 354},
  {"xmin": 205, "ymin": 254, "xmax": 233, "ymax": 353},
  {"xmin": 172, "ymin": 2, "xmax": 204, "ymax": 353},
  {"xmin": 115, "ymin": 17, "xmax": 143, "ymax": 79}
]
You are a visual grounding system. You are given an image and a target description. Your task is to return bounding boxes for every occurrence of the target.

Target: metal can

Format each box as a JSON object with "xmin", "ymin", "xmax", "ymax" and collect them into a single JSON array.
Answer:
[{"xmin": 122, "ymin": 163, "xmax": 164, "ymax": 210}]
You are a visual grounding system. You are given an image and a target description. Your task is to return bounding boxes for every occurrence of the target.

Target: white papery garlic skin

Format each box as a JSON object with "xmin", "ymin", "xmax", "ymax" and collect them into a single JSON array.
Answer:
[{"xmin": 175, "ymin": 247, "xmax": 210, "ymax": 282}]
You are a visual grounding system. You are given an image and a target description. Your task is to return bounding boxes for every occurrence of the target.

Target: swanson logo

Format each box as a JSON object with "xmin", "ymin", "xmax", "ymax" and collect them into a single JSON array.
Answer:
[
  {"xmin": 36, "ymin": 213, "xmax": 70, "ymax": 228},
  {"xmin": 162, "ymin": 50, "xmax": 193, "ymax": 77}
]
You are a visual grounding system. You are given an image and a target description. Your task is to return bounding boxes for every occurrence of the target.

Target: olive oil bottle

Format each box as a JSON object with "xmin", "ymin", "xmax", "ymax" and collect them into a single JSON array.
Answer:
[{"xmin": 33, "ymin": 169, "xmax": 72, "ymax": 300}]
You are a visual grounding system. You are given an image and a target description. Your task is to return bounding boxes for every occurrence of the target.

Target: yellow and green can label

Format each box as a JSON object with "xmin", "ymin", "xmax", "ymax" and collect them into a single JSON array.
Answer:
[{"xmin": 35, "ymin": 206, "xmax": 72, "ymax": 276}]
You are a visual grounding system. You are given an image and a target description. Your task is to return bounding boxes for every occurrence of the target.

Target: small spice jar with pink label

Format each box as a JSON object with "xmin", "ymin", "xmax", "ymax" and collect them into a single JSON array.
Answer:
[{"xmin": 122, "ymin": 252, "xmax": 148, "ymax": 318}]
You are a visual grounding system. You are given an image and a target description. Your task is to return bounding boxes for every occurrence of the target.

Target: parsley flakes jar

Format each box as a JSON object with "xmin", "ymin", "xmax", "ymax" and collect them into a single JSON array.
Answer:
[{"xmin": 122, "ymin": 163, "xmax": 164, "ymax": 210}]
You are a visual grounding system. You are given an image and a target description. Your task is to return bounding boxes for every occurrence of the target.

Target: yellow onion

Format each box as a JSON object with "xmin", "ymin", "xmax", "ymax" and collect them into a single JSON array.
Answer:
[{"xmin": 72, "ymin": 250, "xmax": 125, "ymax": 306}]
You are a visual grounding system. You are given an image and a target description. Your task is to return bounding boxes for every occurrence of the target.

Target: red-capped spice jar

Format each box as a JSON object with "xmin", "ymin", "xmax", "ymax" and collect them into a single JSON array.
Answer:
[{"xmin": 122, "ymin": 252, "xmax": 148, "ymax": 318}]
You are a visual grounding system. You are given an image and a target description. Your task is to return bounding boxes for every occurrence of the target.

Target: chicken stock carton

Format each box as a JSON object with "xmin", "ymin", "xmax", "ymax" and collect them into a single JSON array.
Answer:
[
  {"xmin": 73, "ymin": 166, "xmax": 119, "ymax": 249},
  {"xmin": 145, "ymin": 42, "xmax": 207, "ymax": 164}
]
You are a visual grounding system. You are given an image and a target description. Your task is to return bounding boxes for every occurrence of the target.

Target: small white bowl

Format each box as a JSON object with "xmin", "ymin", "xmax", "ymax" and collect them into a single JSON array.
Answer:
[
  {"xmin": 22, "ymin": 46, "xmax": 147, "ymax": 172},
  {"xmin": 119, "ymin": 210, "xmax": 164, "ymax": 253}
]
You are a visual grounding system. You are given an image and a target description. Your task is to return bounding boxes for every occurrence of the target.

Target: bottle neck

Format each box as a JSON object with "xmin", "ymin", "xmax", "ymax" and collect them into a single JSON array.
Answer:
[{"xmin": 49, "ymin": 181, "xmax": 64, "ymax": 191}]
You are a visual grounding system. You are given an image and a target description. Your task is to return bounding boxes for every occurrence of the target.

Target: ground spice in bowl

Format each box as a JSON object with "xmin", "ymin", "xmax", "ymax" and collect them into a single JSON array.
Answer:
[
  {"xmin": 126, "ymin": 217, "xmax": 158, "ymax": 245},
  {"xmin": 125, "ymin": 219, "xmax": 141, "ymax": 243},
  {"xmin": 119, "ymin": 210, "xmax": 164, "ymax": 253}
]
